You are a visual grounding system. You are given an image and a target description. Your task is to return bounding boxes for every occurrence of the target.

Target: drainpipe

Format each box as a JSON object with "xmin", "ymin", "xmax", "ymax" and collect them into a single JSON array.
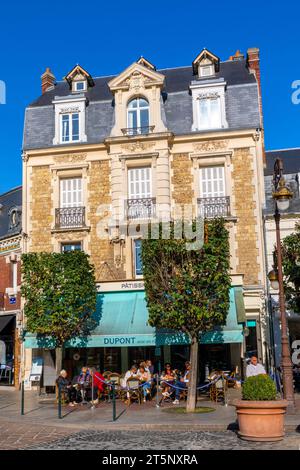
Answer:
[{"xmin": 262, "ymin": 213, "xmax": 277, "ymax": 374}]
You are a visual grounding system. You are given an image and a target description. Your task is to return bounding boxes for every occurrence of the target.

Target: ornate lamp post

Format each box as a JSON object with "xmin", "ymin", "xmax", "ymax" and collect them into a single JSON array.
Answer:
[{"xmin": 268, "ymin": 158, "xmax": 295, "ymax": 411}]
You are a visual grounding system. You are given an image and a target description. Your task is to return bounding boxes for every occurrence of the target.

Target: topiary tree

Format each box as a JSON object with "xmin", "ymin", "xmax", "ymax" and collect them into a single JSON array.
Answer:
[
  {"xmin": 242, "ymin": 375, "xmax": 277, "ymax": 401},
  {"xmin": 141, "ymin": 218, "xmax": 231, "ymax": 412},
  {"xmin": 21, "ymin": 251, "xmax": 97, "ymax": 374},
  {"xmin": 281, "ymin": 223, "xmax": 300, "ymax": 313}
]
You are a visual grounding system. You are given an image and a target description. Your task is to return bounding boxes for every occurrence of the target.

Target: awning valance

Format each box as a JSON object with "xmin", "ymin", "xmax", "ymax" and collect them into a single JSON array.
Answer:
[{"xmin": 24, "ymin": 287, "xmax": 244, "ymax": 349}]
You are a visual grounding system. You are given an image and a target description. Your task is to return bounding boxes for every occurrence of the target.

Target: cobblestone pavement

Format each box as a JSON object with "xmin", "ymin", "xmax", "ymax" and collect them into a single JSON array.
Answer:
[
  {"xmin": 27, "ymin": 430, "xmax": 300, "ymax": 450},
  {"xmin": 0, "ymin": 420, "xmax": 80, "ymax": 450}
]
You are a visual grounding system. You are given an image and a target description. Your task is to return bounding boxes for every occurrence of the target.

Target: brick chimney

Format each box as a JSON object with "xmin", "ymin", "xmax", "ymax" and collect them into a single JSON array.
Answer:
[{"xmin": 41, "ymin": 67, "xmax": 55, "ymax": 94}]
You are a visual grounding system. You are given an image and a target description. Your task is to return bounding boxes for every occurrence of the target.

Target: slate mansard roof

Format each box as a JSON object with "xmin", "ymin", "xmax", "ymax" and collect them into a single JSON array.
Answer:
[
  {"xmin": 0, "ymin": 186, "xmax": 22, "ymax": 240},
  {"xmin": 264, "ymin": 149, "xmax": 300, "ymax": 216},
  {"xmin": 23, "ymin": 59, "xmax": 260, "ymax": 151}
]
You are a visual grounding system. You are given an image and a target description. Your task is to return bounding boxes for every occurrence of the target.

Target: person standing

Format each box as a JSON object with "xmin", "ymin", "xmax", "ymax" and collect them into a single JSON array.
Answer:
[{"xmin": 90, "ymin": 367, "xmax": 105, "ymax": 405}]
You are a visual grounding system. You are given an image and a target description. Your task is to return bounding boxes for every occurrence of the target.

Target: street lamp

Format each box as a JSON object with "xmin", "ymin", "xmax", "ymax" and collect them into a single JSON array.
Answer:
[{"xmin": 269, "ymin": 158, "xmax": 295, "ymax": 411}]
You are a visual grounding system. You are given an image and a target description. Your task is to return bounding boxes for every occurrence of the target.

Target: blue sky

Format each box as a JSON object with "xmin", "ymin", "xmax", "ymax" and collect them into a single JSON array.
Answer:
[{"xmin": 1, "ymin": 1, "xmax": 300, "ymax": 193}]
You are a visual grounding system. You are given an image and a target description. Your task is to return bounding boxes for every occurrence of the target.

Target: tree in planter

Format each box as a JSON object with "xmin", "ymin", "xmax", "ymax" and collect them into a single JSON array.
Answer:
[
  {"xmin": 21, "ymin": 251, "xmax": 97, "ymax": 374},
  {"xmin": 281, "ymin": 223, "xmax": 300, "ymax": 313},
  {"xmin": 141, "ymin": 218, "xmax": 231, "ymax": 412}
]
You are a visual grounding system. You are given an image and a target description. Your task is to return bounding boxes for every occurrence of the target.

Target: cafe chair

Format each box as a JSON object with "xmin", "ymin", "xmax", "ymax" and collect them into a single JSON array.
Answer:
[{"xmin": 126, "ymin": 377, "xmax": 142, "ymax": 405}]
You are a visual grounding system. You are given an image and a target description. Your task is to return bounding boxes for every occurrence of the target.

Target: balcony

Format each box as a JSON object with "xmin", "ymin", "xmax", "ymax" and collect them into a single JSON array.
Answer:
[
  {"xmin": 125, "ymin": 198, "xmax": 156, "ymax": 220},
  {"xmin": 197, "ymin": 196, "xmax": 231, "ymax": 219},
  {"xmin": 55, "ymin": 207, "xmax": 86, "ymax": 229},
  {"xmin": 121, "ymin": 126, "xmax": 155, "ymax": 137}
]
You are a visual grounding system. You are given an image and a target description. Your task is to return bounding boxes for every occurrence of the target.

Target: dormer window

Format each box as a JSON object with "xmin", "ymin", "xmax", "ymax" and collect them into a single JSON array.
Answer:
[
  {"xmin": 64, "ymin": 64, "xmax": 94, "ymax": 92},
  {"xmin": 127, "ymin": 97, "xmax": 150, "ymax": 135},
  {"xmin": 192, "ymin": 48, "xmax": 220, "ymax": 78},
  {"xmin": 53, "ymin": 95, "xmax": 87, "ymax": 145},
  {"xmin": 74, "ymin": 81, "xmax": 87, "ymax": 92},
  {"xmin": 61, "ymin": 113, "xmax": 80, "ymax": 143},
  {"xmin": 199, "ymin": 64, "xmax": 215, "ymax": 78}
]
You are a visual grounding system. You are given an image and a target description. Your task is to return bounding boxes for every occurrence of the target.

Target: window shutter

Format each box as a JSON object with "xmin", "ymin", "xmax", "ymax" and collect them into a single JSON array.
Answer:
[
  {"xmin": 60, "ymin": 178, "xmax": 83, "ymax": 208},
  {"xmin": 200, "ymin": 166, "xmax": 225, "ymax": 198},
  {"xmin": 128, "ymin": 168, "xmax": 152, "ymax": 199}
]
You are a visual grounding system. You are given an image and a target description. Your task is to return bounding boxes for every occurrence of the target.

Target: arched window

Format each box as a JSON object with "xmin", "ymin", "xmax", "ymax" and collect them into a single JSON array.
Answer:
[{"xmin": 127, "ymin": 97, "xmax": 149, "ymax": 134}]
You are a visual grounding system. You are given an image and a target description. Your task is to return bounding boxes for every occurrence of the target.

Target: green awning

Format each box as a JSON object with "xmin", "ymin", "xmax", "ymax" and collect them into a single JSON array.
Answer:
[{"xmin": 24, "ymin": 287, "xmax": 244, "ymax": 349}]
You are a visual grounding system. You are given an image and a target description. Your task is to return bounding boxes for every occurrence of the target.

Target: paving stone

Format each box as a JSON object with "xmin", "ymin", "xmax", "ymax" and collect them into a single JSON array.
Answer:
[{"xmin": 27, "ymin": 430, "xmax": 300, "ymax": 450}]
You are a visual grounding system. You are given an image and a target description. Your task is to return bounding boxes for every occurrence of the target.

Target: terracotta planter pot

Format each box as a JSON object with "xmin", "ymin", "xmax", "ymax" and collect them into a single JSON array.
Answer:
[{"xmin": 234, "ymin": 399, "xmax": 288, "ymax": 442}]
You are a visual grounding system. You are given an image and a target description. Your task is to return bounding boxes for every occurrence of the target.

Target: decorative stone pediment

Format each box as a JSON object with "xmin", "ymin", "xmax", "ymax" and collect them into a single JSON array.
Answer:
[{"xmin": 108, "ymin": 62, "xmax": 165, "ymax": 93}]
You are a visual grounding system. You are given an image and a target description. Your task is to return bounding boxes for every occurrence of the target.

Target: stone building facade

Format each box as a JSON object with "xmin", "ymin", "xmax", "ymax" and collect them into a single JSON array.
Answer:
[
  {"xmin": 22, "ymin": 48, "xmax": 267, "ymax": 382},
  {"xmin": 264, "ymin": 148, "xmax": 300, "ymax": 370},
  {"xmin": 0, "ymin": 186, "xmax": 22, "ymax": 387}
]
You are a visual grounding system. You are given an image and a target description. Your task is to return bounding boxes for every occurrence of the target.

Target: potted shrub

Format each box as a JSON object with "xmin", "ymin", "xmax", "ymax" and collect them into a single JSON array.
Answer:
[{"xmin": 234, "ymin": 374, "xmax": 288, "ymax": 442}]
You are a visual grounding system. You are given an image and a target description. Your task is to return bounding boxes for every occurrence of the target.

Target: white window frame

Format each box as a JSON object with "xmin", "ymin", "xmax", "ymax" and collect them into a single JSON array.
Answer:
[
  {"xmin": 197, "ymin": 96, "xmax": 222, "ymax": 130},
  {"xmin": 127, "ymin": 97, "xmax": 150, "ymax": 130},
  {"xmin": 60, "ymin": 177, "xmax": 83, "ymax": 208},
  {"xmin": 60, "ymin": 113, "xmax": 80, "ymax": 143},
  {"xmin": 190, "ymin": 82, "xmax": 228, "ymax": 131},
  {"xmin": 74, "ymin": 81, "xmax": 87, "ymax": 92},
  {"xmin": 61, "ymin": 242, "xmax": 82, "ymax": 252},
  {"xmin": 53, "ymin": 96, "xmax": 87, "ymax": 145},
  {"xmin": 128, "ymin": 167, "xmax": 152, "ymax": 199},
  {"xmin": 199, "ymin": 166, "xmax": 226, "ymax": 199},
  {"xmin": 199, "ymin": 65, "xmax": 214, "ymax": 77}
]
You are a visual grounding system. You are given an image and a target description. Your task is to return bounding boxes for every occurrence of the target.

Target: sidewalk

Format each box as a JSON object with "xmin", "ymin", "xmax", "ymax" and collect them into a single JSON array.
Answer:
[{"xmin": 0, "ymin": 387, "xmax": 299, "ymax": 432}]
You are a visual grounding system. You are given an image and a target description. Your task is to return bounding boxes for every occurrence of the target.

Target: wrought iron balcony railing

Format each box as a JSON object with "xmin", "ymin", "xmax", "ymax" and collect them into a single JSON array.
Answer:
[
  {"xmin": 55, "ymin": 207, "xmax": 86, "ymax": 229},
  {"xmin": 197, "ymin": 196, "xmax": 231, "ymax": 219},
  {"xmin": 121, "ymin": 126, "xmax": 155, "ymax": 136},
  {"xmin": 125, "ymin": 198, "xmax": 156, "ymax": 220}
]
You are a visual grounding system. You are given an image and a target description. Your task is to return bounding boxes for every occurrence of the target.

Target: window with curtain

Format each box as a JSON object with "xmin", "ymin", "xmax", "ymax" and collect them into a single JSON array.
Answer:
[
  {"xmin": 61, "ymin": 113, "xmax": 80, "ymax": 142},
  {"xmin": 198, "ymin": 97, "xmax": 221, "ymax": 130},
  {"xmin": 127, "ymin": 97, "xmax": 149, "ymax": 132}
]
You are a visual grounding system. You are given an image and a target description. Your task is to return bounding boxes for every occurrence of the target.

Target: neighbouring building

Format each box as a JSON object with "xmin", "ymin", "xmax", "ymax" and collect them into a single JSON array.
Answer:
[
  {"xmin": 0, "ymin": 186, "xmax": 22, "ymax": 387},
  {"xmin": 22, "ymin": 47, "xmax": 267, "ymax": 387},
  {"xmin": 264, "ymin": 148, "xmax": 300, "ymax": 370}
]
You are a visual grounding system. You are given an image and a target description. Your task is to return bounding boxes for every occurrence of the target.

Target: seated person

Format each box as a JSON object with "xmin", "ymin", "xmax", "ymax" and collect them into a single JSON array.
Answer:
[
  {"xmin": 145, "ymin": 359, "xmax": 154, "ymax": 376},
  {"xmin": 138, "ymin": 364, "xmax": 151, "ymax": 402},
  {"xmin": 160, "ymin": 363, "xmax": 176, "ymax": 398},
  {"xmin": 123, "ymin": 365, "xmax": 140, "ymax": 399},
  {"xmin": 76, "ymin": 366, "xmax": 91, "ymax": 402},
  {"xmin": 173, "ymin": 361, "xmax": 191, "ymax": 405},
  {"xmin": 56, "ymin": 369, "xmax": 77, "ymax": 407}
]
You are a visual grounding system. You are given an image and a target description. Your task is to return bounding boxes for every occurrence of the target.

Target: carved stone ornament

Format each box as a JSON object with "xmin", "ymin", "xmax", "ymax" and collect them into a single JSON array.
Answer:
[
  {"xmin": 59, "ymin": 106, "xmax": 80, "ymax": 114},
  {"xmin": 121, "ymin": 141, "xmax": 155, "ymax": 153},
  {"xmin": 129, "ymin": 72, "xmax": 146, "ymax": 91},
  {"xmin": 193, "ymin": 140, "xmax": 228, "ymax": 152},
  {"xmin": 53, "ymin": 153, "xmax": 87, "ymax": 164},
  {"xmin": 197, "ymin": 92, "xmax": 220, "ymax": 100}
]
